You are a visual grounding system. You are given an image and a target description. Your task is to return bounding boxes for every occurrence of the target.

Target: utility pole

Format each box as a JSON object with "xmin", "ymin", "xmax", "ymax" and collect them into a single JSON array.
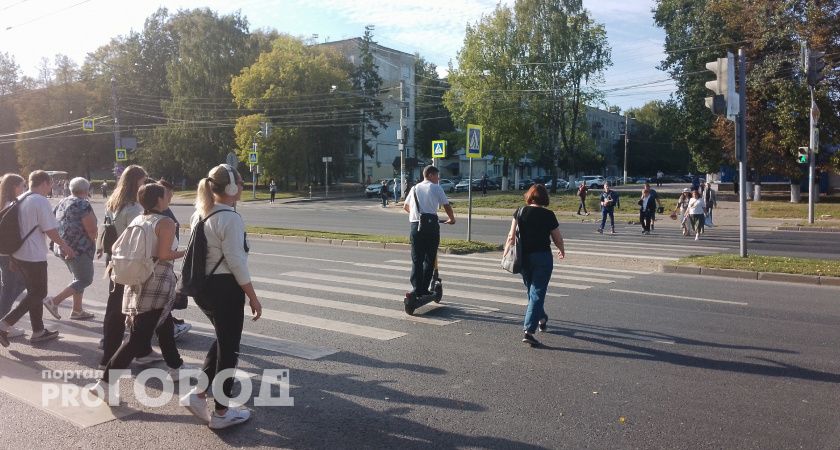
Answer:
[
  {"xmin": 804, "ymin": 44, "xmax": 825, "ymax": 224},
  {"xmin": 623, "ymin": 114, "xmax": 630, "ymax": 184},
  {"xmin": 736, "ymin": 49, "xmax": 748, "ymax": 257},
  {"xmin": 399, "ymin": 79, "xmax": 407, "ymax": 202},
  {"xmin": 110, "ymin": 76, "xmax": 120, "ymax": 173}
]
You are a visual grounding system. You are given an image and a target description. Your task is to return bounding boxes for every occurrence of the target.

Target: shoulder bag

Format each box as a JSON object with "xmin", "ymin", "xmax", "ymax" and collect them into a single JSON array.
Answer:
[{"xmin": 501, "ymin": 207, "xmax": 523, "ymax": 274}]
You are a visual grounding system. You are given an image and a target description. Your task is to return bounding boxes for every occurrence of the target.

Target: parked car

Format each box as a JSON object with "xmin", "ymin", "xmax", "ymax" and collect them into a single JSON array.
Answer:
[
  {"xmin": 365, "ymin": 179, "xmax": 400, "ymax": 198},
  {"xmin": 575, "ymin": 175, "xmax": 606, "ymax": 189},
  {"xmin": 517, "ymin": 178, "xmax": 534, "ymax": 190},
  {"xmin": 438, "ymin": 178, "xmax": 455, "ymax": 193},
  {"xmin": 543, "ymin": 178, "xmax": 569, "ymax": 190}
]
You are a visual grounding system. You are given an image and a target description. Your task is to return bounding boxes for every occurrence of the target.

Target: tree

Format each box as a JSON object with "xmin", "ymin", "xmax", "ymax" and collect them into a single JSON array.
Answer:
[
  {"xmin": 413, "ymin": 56, "xmax": 455, "ymax": 160},
  {"xmin": 0, "ymin": 52, "xmax": 21, "ymax": 172},
  {"xmin": 615, "ymin": 100, "xmax": 691, "ymax": 177},
  {"xmin": 351, "ymin": 28, "xmax": 391, "ymax": 183}
]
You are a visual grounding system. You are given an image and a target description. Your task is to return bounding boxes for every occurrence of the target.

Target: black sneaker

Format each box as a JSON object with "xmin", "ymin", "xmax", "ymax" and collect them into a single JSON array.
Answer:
[
  {"xmin": 0, "ymin": 330, "xmax": 9, "ymax": 348},
  {"xmin": 538, "ymin": 319, "xmax": 547, "ymax": 333},
  {"xmin": 30, "ymin": 329, "xmax": 59, "ymax": 343},
  {"xmin": 522, "ymin": 333, "xmax": 540, "ymax": 347}
]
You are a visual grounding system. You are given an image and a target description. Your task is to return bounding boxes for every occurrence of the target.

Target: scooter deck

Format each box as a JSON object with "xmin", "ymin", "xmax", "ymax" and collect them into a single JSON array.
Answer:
[{"xmin": 403, "ymin": 283, "xmax": 443, "ymax": 316}]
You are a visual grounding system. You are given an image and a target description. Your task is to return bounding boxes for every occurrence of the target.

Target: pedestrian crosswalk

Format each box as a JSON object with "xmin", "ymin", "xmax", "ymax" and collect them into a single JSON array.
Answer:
[{"xmin": 1, "ymin": 251, "xmax": 650, "ymax": 428}]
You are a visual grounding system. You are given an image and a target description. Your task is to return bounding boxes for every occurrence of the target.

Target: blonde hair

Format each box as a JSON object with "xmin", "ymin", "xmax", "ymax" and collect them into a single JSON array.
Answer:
[
  {"xmin": 196, "ymin": 165, "xmax": 240, "ymax": 217},
  {"xmin": 0, "ymin": 173, "xmax": 25, "ymax": 206},
  {"xmin": 105, "ymin": 165, "xmax": 147, "ymax": 214}
]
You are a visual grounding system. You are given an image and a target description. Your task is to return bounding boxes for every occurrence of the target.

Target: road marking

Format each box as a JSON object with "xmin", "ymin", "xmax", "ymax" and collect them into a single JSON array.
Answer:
[
  {"xmin": 384, "ymin": 259, "xmax": 615, "ymax": 284},
  {"xmin": 422, "ymin": 259, "xmax": 637, "ymax": 280},
  {"xmin": 564, "ymin": 238, "xmax": 729, "ymax": 251},
  {"xmin": 609, "ymin": 289, "xmax": 749, "ymax": 306},
  {"xmin": 251, "ymin": 276, "xmax": 501, "ymax": 312},
  {"xmin": 255, "ymin": 309, "xmax": 405, "ymax": 340},
  {"xmin": 318, "ymin": 268, "xmax": 569, "ymax": 298},
  {"xmin": 280, "ymin": 272, "xmax": 535, "ymax": 305},
  {"xmin": 446, "ymin": 254, "xmax": 655, "ymax": 274},
  {"xmin": 565, "ymin": 250, "xmax": 678, "ymax": 261},
  {"xmin": 565, "ymin": 329, "xmax": 675, "ymax": 345},
  {"xmin": 0, "ymin": 355, "xmax": 138, "ymax": 428},
  {"xmin": 375, "ymin": 261, "xmax": 593, "ymax": 288},
  {"xmin": 255, "ymin": 289, "xmax": 454, "ymax": 325}
]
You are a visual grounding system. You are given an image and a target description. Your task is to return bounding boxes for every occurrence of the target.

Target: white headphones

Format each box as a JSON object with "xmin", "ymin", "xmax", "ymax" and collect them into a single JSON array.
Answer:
[{"xmin": 220, "ymin": 164, "xmax": 239, "ymax": 196}]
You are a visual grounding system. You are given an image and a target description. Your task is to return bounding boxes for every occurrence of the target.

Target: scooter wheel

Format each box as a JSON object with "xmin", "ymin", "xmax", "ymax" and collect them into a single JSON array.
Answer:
[
  {"xmin": 404, "ymin": 304, "xmax": 415, "ymax": 315},
  {"xmin": 433, "ymin": 284, "xmax": 443, "ymax": 303}
]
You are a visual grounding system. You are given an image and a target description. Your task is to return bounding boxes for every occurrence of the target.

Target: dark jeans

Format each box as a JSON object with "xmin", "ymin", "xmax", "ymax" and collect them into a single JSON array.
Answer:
[
  {"xmin": 1, "ymin": 259, "xmax": 47, "ymax": 333},
  {"xmin": 0, "ymin": 256, "xmax": 26, "ymax": 318},
  {"xmin": 270, "ymin": 191, "xmax": 276, "ymax": 202},
  {"xmin": 100, "ymin": 282, "xmax": 155, "ymax": 365},
  {"xmin": 577, "ymin": 198, "xmax": 587, "ymax": 214},
  {"xmin": 640, "ymin": 210, "xmax": 653, "ymax": 232},
  {"xmin": 599, "ymin": 209, "xmax": 615, "ymax": 231},
  {"xmin": 194, "ymin": 274, "xmax": 245, "ymax": 410},
  {"xmin": 409, "ymin": 221, "xmax": 440, "ymax": 295},
  {"xmin": 521, "ymin": 251, "xmax": 553, "ymax": 334},
  {"xmin": 101, "ymin": 308, "xmax": 182, "ymax": 381},
  {"xmin": 381, "ymin": 194, "xmax": 388, "ymax": 207}
]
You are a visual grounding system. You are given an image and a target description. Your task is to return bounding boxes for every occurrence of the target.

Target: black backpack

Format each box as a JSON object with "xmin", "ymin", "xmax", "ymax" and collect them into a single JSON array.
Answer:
[
  {"xmin": 0, "ymin": 193, "xmax": 37, "ymax": 256},
  {"xmin": 176, "ymin": 209, "xmax": 233, "ymax": 297}
]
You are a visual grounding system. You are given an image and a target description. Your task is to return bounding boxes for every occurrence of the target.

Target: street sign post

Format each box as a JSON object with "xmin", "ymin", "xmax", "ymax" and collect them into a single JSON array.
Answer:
[
  {"xmin": 465, "ymin": 124, "xmax": 482, "ymax": 241},
  {"xmin": 322, "ymin": 156, "xmax": 333, "ymax": 199},
  {"xmin": 432, "ymin": 140, "xmax": 446, "ymax": 158}
]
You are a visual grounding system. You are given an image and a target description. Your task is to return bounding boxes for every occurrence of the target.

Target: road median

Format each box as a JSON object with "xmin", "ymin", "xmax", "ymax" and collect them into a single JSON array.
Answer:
[{"xmin": 662, "ymin": 254, "xmax": 840, "ymax": 286}]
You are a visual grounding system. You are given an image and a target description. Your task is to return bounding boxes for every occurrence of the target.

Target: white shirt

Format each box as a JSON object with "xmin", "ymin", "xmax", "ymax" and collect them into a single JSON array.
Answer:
[
  {"xmin": 190, "ymin": 204, "xmax": 251, "ymax": 285},
  {"xmin": 687, "ymin": 197, "xmax": 706, "ymax": 215},
  {"xmin": 405, "ymin": 180, "xmax": 449, "ymax": 223},
  {"xmin": 13, "ymin": 192, "xmax": 59, "ymax": 262}
]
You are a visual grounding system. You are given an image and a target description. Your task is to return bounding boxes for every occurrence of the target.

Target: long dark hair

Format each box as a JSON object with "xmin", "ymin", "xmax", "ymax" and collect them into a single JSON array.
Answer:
[{"xmin": 0, "ymin": 173, "xmax": 24, "ymax": 206}]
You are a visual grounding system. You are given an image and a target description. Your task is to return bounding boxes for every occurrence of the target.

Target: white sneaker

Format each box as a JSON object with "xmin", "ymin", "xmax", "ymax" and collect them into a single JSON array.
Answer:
[
  {"xmin": 695, "ymin": 234, "xmax": 700, "ymax": 241},
  {"xmin": 135, "ymin": 350, "xmax": 163, "ymax": 364},
  {"xmin": 180, "ymin": 387, "xmax": 211, "ymax": 423},
  {"xmin": 42, "ymin": 296, "xmax": 61, "ymax": 320},
  {"xmin": 209, "ymin": 406, "xmax": 251, "ymax": 429},
  {"xmin": 88, "ymin": 380, "xmax": 107, "ymax": 400},
  {"xmin": 6, "ymin": 326, "xmax": 25, "ymax": 339},
  {"xmin": 173, "ymin": 322, "xmax": 192, "ymax": 341}
]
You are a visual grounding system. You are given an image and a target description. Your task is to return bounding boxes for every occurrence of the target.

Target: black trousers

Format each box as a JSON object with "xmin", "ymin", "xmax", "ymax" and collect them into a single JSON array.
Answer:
[
  {"xmin": 101, "ymin": 308, "xmax": 181, "ymax": 381},
  {"xmin": 640, "ymin": 210, "xmax": 653, "ymax": 232},
  {"xmin": 100, "ymin": 282, "xmax": 154, "ymax": 365},
  {"xmin": 577, "ymin": 198, "xmax": 587, "ymax": 214},
  {"xmin": 194, "ymin": 274, "xmax": 245, "ymax": 410},
  {"xmin": 2, "ymin": 259, "xmax": 47, "ymax": 333},
  {"xmin": 410, "ymin": 221, "xmax": 440, "ymax": 295}
]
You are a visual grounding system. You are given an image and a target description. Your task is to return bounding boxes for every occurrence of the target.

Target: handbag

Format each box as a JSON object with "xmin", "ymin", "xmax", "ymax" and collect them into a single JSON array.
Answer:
[
  {"xmin": 96, "ymin": 213, "xmax": 118, "ymax": 255},
  {"xmin": 501, "ymin": 207, "xmax": 523, "ymax": 274}
]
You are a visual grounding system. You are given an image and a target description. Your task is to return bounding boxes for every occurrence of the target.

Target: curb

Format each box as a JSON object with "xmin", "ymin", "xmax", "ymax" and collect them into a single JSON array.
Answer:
[
  {"xmin": 660, "ymin": 264, "xmax": 840, "ymax": 286},
  {"xmin": 777, "ymin": 226, "xmax": 840, "ymax": 233}
]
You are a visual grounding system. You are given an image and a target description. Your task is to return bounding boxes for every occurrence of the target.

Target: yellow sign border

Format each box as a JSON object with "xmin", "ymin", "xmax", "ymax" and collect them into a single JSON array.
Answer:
[
  {"xmin": 248, "ymin": 151, "xmax": 259, "ymax": 164},
  {"xmin": 115, "ymin": 148, "xmax": 127, "ymax": 161},
  {"xmin": 81, "ymin": 118, "xmax": 95, "ymax": 132},
  {"xmin": 432, "ymin": 140, "xmax": 446, "ymax": 159},
  {"xmin": 466, "ymin": 124, "xmax": 482, "ymax": 159}
]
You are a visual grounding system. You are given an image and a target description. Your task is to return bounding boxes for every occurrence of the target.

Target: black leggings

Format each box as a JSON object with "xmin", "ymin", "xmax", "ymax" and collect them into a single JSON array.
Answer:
[
  {"xmin": 101, "ymin": 282, "xmax": 154, "ymax": 365},
  {"xmin": 101, "ymin": 308, "xmax": 181, "ymax": 381},
  {"xmin": 194, "ymin": 274, "xmax": 245, "ymax": 410}
]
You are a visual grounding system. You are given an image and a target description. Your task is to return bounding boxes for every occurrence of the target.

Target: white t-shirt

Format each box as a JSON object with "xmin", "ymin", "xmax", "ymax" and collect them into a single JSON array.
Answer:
[
  {"xmin": 406, "ymin": 180, "xmax": 449, "ymax": 223},
  {"xmin": 13, "ymin": 192, "xmax": 59, "ymax": 262},
  {"xmin": 687, "ymin": 197, "xmax": 706, "ymax": 215}
]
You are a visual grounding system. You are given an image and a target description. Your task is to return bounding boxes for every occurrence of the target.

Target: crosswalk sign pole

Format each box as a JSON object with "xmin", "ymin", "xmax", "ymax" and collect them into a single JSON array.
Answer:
[{"xmin": 467, "ymin": 158, "xmax": 473, "ymax": 242}]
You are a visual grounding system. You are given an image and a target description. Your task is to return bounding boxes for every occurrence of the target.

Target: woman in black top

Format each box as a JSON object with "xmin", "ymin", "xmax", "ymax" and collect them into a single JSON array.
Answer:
[{"xmin": 505, "ymin": 184, "xmax": 565, "ymax": 347}]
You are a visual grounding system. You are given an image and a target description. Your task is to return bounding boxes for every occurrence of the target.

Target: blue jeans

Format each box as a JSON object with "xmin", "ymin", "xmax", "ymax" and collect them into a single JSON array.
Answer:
[
  {"xmin": 63, "ymin": 254, "xmax": 94, "ymax": 294},
  {"xmin": 0, "ymin": 255, "xmax": 26, "ymax": 318},
  {"xmin": 520, "ymin": 251, "xmax": 553, "ymax": 334},
  {"xmin": 600, "ymin": 209, "xmax": 615, "ymax": 231}
]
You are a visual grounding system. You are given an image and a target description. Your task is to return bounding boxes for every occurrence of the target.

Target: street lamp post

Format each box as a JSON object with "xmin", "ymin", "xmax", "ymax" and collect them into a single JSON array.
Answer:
[{"xmin": 623, "ymin": 115, "xmax": 634, "ymax": 185}]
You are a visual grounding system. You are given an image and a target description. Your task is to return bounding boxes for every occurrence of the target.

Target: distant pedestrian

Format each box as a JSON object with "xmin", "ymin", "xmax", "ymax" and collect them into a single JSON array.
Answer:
[
  {"xmin": 481, "ymin": 175, "xmax": 488, "ymax": 196},
  {"xmin": 101, "ymin": 181, "xmax": 108, "ymax": 198},
  {"xmin": 268, "ymin": 179, "xmax": 277, "ymax": 203},
  {"xmin": 638, "ymin": 184, "xmax": 657, "ymax": 235},
  {"xmin": 644, "ymin": 182, "xmax": 663, "ymax": 231},
  {"xmin": 656, "ymin": 170, "xmax": 664, "ymax": 187},
  {"xmin": 393, "ymin": 177, "xmax": 399, "ymax": 203},
  {"xmin": 674, "ymin": 188, "xmax": 691, "ymax": 237},
  {"xmin": 597, "ymin": 182, "xmax": 620, "ymax": 234},
  {"xmin": 701, "ymin": 180, "xmax": 716, "ymax": 227},
  {"xmin": 686, "ymin": 189, "xmax": 706, "ymax": 240},
  {"xmin": 505, "ymin": 184, "xmax": 565, "ymax": 347},
  {"xmin": 0, "ymin": 170, "xmax": 76, "ymax": 348},
  {"xmin": 379, "ymin": 180, "xmax": 389, "ymax": 207},
  {"xmin": 576, "ymin": 182, "xmax": 589, "ymax": 215},
  {"xmin": 0, "ymin": 174, "xmax": 27, "ymax": 338}
]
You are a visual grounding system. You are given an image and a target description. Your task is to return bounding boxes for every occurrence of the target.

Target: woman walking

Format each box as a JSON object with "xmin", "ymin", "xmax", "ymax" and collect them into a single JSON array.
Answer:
[
  {"xmin": 0, "ymin": 174, "xmax": 27, "ymax": 337},
  {"xmin": 686, "ymin": 189, "xmax": 706, "ymax": 241},
  {"xmin": 268, "ymin": 179, "xmax": 277, "ymax": 204},
  {"xmin": 43, "ymin": 177, "xmax": 97, "ymax": 320},
  {"xmin": 99, "ymin": 165, "xmax": 158, "ymax": 367},
  {"xmin": 674, "ymin": 188, "xmax": 691, "ymax": 237},
  {"xmin": 91, "ymin": 183, "xmax": 188, "ymax": 394},
  {"xmin": 504, "ymin": 184, "xmax": 565, "ymax": 347},
  {"xmin": 180, "ymin": 164, "xmax": 262, "ymax": 429}
]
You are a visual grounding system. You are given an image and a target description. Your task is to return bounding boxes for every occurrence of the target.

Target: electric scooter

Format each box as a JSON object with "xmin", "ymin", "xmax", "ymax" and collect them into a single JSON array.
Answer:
[{"xmin": 404, "ymin": 219, "xmax": 447, "ymax": 315}]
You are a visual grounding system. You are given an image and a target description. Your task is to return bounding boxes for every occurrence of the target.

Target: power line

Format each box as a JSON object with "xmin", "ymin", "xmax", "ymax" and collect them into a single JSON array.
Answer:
[{"xmin": 3, "ymin": 0, "xmax": 92, "ymax": 31}]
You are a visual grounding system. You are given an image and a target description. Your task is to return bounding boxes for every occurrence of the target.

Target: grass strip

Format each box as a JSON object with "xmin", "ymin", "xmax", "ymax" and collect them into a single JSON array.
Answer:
[
  {"xmin": 750, "ymin": 200, "xmax": 840, "ymax": 219},
  {"xmin": 676, "ymin": 254, "xmax": 840, "ymax": 277},
  {"xmin": 246, "ymin": 226, "xmax": 500, "ymax": 255}
]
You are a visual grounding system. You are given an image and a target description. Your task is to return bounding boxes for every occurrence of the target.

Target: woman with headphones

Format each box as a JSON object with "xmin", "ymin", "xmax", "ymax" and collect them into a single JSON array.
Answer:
[{"xmin": 180, "ymin": 164, "xmax": 262, "ymax": 430}]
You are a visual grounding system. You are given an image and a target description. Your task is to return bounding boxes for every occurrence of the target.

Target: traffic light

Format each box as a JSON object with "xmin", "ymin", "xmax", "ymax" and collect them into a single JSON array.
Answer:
[
  {"xmin": 807, "ymin": 50, "xmax": 826, "ymax": 87},
  {"xmin": 704, "ymin": 52, "xmax": 737, "ymax": 118},
  {"xmin": 797, "ymin": 147, "xmax": 809, "ymax": 164}
]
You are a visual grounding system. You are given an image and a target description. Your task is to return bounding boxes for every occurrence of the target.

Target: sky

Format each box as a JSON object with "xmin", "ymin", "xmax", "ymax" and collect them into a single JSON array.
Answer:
[{"xmin": 0, "ymin": 0, "xmax": 674, "ymax": 111}]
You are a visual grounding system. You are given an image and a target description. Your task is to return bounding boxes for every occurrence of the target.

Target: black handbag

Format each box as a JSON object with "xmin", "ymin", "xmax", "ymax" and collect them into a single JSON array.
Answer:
[{"xmin": 96, "ymin": 213, "xmax": 118, "ymax": 255}]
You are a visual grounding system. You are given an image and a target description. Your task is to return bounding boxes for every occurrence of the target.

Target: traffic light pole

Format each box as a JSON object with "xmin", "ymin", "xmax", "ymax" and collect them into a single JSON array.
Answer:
[
  {"xmin": 808, "ymin": 87, "xmax": 816, "ymax": 224},
  {"xmin": 737, "ymin": 49, "xmax": 748, "ymax": 258}
]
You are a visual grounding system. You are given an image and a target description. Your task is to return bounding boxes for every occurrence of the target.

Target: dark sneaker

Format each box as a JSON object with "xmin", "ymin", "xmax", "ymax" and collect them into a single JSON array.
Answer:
[
  {"xmin": 597, "ymin": 228, "xmax": 603, "ymax": 234},
  {"xmin": 538, "ymin": 319, "xmax": 547, "ymax": 333},
  {"xmin": 0, "ymin": 330, "xmax": 9, "ymax": 348},
  {"xmin": 30, "ymin": 329, "xmax": 59, "ymax": 343},
  {"xmin": 522, "ymin": 333, "xmax": 540, "ymax": 347}
]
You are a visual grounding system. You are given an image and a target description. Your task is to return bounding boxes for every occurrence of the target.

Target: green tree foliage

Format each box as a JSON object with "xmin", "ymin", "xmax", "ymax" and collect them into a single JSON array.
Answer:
[
  {"xmin": 413, "ymin": 56, "xmax": 455, "ymax": 160},
  {"xmin": 615, "ymin": 100, "xmax": 692, "ymax": 177},
  {"xmin": 352, "ymin": 28, "xmax": 391, "ymax": 182},
  {"xmin": 230, "ymin": 35, "xmax": 354, "ymax": 188},
  {"xmin": 0, "ymin": 52, "xmax": 21, "ymax": 172}
]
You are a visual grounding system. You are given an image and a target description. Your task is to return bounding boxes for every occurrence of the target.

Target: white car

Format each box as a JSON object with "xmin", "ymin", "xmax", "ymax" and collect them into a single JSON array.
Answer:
[
  {"xmin": 574, "ymin": 175, "xmax": 606, "ymax": 189},
  {"xmin": 438, "ymin": 179, "xmax": 455, "ymax": 193}
]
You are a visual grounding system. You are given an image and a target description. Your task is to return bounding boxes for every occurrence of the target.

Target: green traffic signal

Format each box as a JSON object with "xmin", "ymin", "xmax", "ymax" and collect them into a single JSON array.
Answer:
[{"xmin": 797, "ymin": 147, "xmax": 809, "ymax": 164}]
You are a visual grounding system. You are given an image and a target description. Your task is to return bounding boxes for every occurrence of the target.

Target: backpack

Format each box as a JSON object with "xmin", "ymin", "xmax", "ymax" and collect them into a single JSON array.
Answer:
[
  {"xmin": 0, "ymin": 193, "xmax": 37, "ymax": 256},
  {"xmin": 176, "ymin": 209, "xmax": 233, "ymax": 297},
  {"xmin": 110, "ymin": 215, "xmax": 162, "ymax": 286}
]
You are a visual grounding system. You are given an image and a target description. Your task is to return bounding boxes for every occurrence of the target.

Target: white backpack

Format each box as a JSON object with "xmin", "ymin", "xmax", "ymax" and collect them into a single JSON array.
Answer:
[{"xmin": 110, "ymin": 215, "xmax": 161, "ymax": 286}]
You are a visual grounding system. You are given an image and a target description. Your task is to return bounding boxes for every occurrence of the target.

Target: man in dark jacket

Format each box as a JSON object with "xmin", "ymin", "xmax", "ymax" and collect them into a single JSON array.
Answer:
[{"xmin": 597, "ymin": 182, "xmax": 620, "ymax": 234}]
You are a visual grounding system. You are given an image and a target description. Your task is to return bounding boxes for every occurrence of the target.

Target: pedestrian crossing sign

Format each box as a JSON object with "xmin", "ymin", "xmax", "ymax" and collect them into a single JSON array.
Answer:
[
  {"xmin": 82, "ymin": 118, "xmax": 95, "ymax": 132},
  {"xmin": 115, "ymin": 148, "xmax": 127, "ymax": 161},
  {"xmin": 466, "ymin": 124, "xmax": 482, "ymax": 159},
  {"xmin": 249, "ymin": 151, "xmax": 259, "ymax": 164},
  {"xmin": 432, "ymin": 140, "xmax": 446, "ymax": 159}
]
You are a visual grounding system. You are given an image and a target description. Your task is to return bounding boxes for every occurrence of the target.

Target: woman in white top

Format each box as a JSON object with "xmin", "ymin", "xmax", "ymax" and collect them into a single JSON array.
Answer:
[
  {"xmin": 92, "ymin": 183, "xmax": 187, "ymax": 393},
  {"xmin": 180, "ymin": 164, "xmax": 262, "ymax": 430},
  {"xmin": 686, "ymin": 189, "xmax": 706, "ymax": 241},
  {"xmin": 98, "ymin": 165, "xmax": 152, "ymax": 367}
]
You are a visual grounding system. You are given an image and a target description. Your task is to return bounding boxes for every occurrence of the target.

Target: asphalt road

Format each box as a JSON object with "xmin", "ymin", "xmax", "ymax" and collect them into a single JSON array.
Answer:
[{"xmin": 2, "ymin": 236, "xmax": 840, "ymax": 448}]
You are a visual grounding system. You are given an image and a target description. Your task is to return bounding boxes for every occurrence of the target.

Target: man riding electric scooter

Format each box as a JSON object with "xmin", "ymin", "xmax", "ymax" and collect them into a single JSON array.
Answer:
[{"xmin": 402, "ymin": 165, "xmax": 456, "ymax": 314}]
